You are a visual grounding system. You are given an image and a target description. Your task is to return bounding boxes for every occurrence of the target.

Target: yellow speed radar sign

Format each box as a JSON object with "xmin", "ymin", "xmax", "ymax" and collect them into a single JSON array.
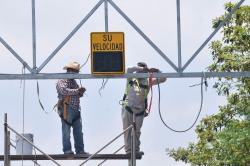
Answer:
[{"xmin": 91, "ymin": 32, "xmax": 125, "ymax": 75}]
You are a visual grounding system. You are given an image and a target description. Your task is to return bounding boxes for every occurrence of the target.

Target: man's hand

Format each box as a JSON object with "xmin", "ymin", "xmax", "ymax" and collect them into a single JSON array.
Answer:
[
  {"xmin": 149, "ymin": 68, "xmax": 159, "ymax": 73},
  {"xmin": 78, "ymin": 87, "xmax": 86, "ymax": 97}
]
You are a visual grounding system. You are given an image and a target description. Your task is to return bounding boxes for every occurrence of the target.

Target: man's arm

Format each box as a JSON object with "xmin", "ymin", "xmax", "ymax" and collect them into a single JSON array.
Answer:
[
  {"xmin": 151, "ymin": 77, "xmax": 167, "ymax": 85},
  {"xmin": 127, "ymin": 66, "xmax": 145, "ymax": 73},
  {"xmin": 56, "ymin": 80, "xmax": 80, "ymax": 96},
  {"xmin": 151, "ymin": 70, "xmax": 167, "ymax": 85}
]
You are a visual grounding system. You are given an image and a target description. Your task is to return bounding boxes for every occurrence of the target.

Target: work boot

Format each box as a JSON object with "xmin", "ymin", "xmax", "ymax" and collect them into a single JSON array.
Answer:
[
  {"xmin": 77, "ymin": 151, "xmax": 90, "ymax": 155},
  {"xmin": 64, "ymin": 150, "xmax": 74, "ymax": 155}
]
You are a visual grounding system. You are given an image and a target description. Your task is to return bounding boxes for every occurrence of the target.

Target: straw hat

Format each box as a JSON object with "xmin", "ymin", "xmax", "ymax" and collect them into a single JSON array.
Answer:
[{"xmin": 63, "ymin": 61, "xmax": 80, "ymax": 71}]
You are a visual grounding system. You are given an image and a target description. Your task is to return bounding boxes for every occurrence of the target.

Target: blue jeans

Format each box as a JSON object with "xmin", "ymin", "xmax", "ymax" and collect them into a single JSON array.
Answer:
[{"xmin": 61, "ymin": 105, "xmax": 85, "ymax": 154}]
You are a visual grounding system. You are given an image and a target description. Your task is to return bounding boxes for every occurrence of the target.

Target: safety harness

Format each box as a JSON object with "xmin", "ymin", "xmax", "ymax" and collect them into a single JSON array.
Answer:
[
  {"xmin": 122, "ymin": 74, "xmax": 153, "ymax": 117},
  {"xmin": 56, "ymin": 96, "xmax": 80, "ymax": 126},
  {"xmin": 63, "ymin": 96, "xmax": 70, "ymax": 121}
]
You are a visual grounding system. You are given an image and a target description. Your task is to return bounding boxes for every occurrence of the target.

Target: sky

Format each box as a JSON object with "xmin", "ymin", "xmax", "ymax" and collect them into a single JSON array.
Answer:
[{"xmin": 0, "ymin": 0, "xmax": 249, "ymax": 166}]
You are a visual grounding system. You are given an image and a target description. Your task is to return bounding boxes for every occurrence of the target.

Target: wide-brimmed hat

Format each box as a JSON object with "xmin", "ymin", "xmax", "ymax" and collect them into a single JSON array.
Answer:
[{"xmin": 63, "ymin": 61, "xmax": 80, "ymax": 71}]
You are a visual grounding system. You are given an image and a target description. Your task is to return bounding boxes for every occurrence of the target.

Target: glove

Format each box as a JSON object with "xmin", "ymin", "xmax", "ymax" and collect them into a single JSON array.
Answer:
[
  {"xmin": 78, "ymin": 87, "xmax": 86, "ymax": 96},
  {"xmin": 149, "ymin": 68, "xmax": 159, "ymax": 73},
  {"xmin": 137, "ymin": 62, "xmax": 147, "ymax": 68}
]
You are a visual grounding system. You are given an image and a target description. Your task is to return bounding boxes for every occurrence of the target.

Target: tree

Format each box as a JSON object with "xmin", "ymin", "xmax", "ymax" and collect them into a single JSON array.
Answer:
[{"xmin": 167, "ymin": 2, "xmax": 250, "ymax": 166}]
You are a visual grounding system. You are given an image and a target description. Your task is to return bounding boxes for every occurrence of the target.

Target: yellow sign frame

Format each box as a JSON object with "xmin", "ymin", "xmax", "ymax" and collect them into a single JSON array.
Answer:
[{"xmin": 91, "ymin": 32, "xmax": 125, "ymax": 75}]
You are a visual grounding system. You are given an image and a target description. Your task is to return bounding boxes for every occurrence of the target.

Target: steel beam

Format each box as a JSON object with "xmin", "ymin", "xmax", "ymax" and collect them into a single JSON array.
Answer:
[
  {"xmin": 131, "ymin": 113, "xmax": 136, "ymax": 166},
  {"xmin": 32, "ymin": 0, "xmax": 37, "ymax": 72},
  {"xmin": 0, "ymin": 154, "xmax": 142, "ymax": 161},
  {"xmin": 104, "ymin": 0, "xmax": 109, "ymax": 32},
  {"xmin": 0, "ymin": 72, "xmax": 249, "ymax": 80},
  {"xmin": 4, "ymin": 113, "xmax": 9, "ymax": 166},
  {"xmin": 176, "ymin": 0, "xmax": 182, "ymax": 72},
  {"xmin": 7, "ymin": 131, "xmax": 10, "ymax": 166}
]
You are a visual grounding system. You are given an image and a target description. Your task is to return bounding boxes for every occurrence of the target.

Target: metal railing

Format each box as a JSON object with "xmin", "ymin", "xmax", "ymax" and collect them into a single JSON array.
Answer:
[
  {"xmin": 3, "ymin": 112, "xmax": 139, "ymax": 166},
  {"xmin": 79, "ymin": 119, "xmax": 136, "ymax": 165},
  {"xmin": 3, "ymin": 113, "xmax": 61, "ymax": 166},
  {"xmin": 97, "ymin": 145, "xmax": 125, "ymax": 166}
]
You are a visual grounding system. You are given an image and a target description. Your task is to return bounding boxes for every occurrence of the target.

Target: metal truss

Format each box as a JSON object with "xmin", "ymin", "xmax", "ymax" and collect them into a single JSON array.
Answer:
[{"xmin": 0, "ymin": 0, "xmax": 249, "ymax": 80}]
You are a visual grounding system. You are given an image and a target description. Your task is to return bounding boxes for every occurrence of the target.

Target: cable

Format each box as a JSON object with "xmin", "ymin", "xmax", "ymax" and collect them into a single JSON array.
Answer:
[
  {"xmin": 157, "ymin": 77, "xmax": 205, "ymax": 132},
  {"xmin": 98, "ymin": 78, "xmax": 109, "ymax": 96},
  {"xmin": 78, "ymin": 53, "xmax": 91, "ymax": 96},
  {"xmin": 36, "ymin": 81, "xmax": 48, "ymax": 113},
  {"xmin": 80, "ymin": 53, "xmax": 91, "ymax": 69}
]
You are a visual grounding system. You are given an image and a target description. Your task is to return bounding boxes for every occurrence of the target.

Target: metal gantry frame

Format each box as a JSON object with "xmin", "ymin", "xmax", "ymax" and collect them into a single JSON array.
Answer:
[
  {"xmin": 0, "ymin": 0, "xmax": 249, "ymax": 166},
  {"xmin": 2, "ymin": 113, "xmax": 142, "ymax": 166},
  {"xmin": 0, "ymin": 0, "xmax": 248, "ymax": 80}
]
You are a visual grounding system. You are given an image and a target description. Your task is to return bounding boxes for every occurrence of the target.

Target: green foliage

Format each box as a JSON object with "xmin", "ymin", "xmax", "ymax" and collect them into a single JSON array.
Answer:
[
  {"xmin": 167, "ymin": 3, "xmax": 250, "ymax": 166},
  {"xmin": 209, "ymin": 3, "xmax": 250, "ymax": 96}
]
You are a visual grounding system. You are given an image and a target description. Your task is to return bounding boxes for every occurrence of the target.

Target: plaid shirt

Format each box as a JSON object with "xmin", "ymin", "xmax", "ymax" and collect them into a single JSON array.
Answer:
[{"xmin": 56, "ymin": 79, "xmax": 81, "ymax": 110}]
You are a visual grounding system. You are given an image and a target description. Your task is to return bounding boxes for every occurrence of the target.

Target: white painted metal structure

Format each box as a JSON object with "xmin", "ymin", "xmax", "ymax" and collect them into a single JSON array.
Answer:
[
  {"xmin": 1, "ymin": 0, "xmax": 249, "ymax": 166},
  {"xmin": 0, "ymin": 0, "xmax": 249, "ymax": 80}
]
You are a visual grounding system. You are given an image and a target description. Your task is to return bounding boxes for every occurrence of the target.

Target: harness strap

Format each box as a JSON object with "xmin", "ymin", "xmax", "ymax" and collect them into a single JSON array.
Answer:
[
  {"xmin": 63, "ymin": 96, "xmax": 70, "ymax": 121},
  {"xmin": 125, "ymin": 106, "xmax": 145, "ymax": 117},
  {"xmin": 129, "ymin": 80, "xmax": 148, "ymax": 89}
]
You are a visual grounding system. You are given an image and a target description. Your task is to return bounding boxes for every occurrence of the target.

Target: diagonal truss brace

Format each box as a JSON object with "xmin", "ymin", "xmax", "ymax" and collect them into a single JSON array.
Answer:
[
  {"xmin": 108, "ymin": 0, "xmax": 179, "ymax": 72},
  {"xmin": 36, "ymin": 0, "xmax": 105, "ymax": 73},
  {"xmin": 36, "ymin": 0, "xmax": 179, "ymax": 73},
  {"xmin": 0, "ymin": 0, "xmax": 248, "ymax": 79},
  {"xmin": 0, "ymin": 37, "xmax": 32, "ymax": 72},
  {"xmin": 182, "ymin": 0, "xmax": 246, "ymax": 71}
]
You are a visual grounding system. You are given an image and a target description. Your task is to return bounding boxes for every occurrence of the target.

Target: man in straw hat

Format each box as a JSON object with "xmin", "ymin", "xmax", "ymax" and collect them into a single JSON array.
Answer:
[{"xmin": 56, "ymin": 61, "xmax": 88, "ymax": 155}]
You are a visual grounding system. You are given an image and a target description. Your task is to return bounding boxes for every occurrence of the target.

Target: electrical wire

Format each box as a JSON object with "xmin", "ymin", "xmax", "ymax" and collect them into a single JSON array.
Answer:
[
  {"xmin": 36, "ymin": 81, "xmax": 48, "ymax": 113},
  {"xmin": 157, "ymin": 77, "xmax": 205, "ymax": 132},
  {"xmin": 78, "ymin": 53, "xmax": 91, "ymax": 96},
  {"xmin": 98, "ymin": 78, "xmax": 109, "ymax": 96},
  {"xmin": 80, "ymin": 53, "xmax": 91, "ymax": 69}
]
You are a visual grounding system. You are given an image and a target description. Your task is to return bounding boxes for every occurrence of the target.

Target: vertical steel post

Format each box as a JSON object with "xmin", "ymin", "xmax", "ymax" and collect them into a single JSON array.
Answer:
[
  {"xmin": 176, "ymin": 0, "xmax": 182, "ymax": 73},
  {"xmin": 4, "ymin": 113, "xmax": 10, "ymax": 166},
  {"xmin": 31, "ymin": 0, "xmax": 37, "ymax": 72},
  {"xmin": 104, "ymin": 0, "xmax": 109, "ymax": 32},
  {"xmin": 7, "ymin": 131, "xmax": 11, "ymax": 166},
  {"xmin": 131, "ymin": 113, "xmax": 136, "ymax": 166}
]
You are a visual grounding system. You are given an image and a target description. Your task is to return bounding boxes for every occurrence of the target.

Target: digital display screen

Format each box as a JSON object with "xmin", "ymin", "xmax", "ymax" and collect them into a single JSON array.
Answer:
[{"xmin": 93, "ymin": 52, "xmax": 123, "ymax": 72}]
